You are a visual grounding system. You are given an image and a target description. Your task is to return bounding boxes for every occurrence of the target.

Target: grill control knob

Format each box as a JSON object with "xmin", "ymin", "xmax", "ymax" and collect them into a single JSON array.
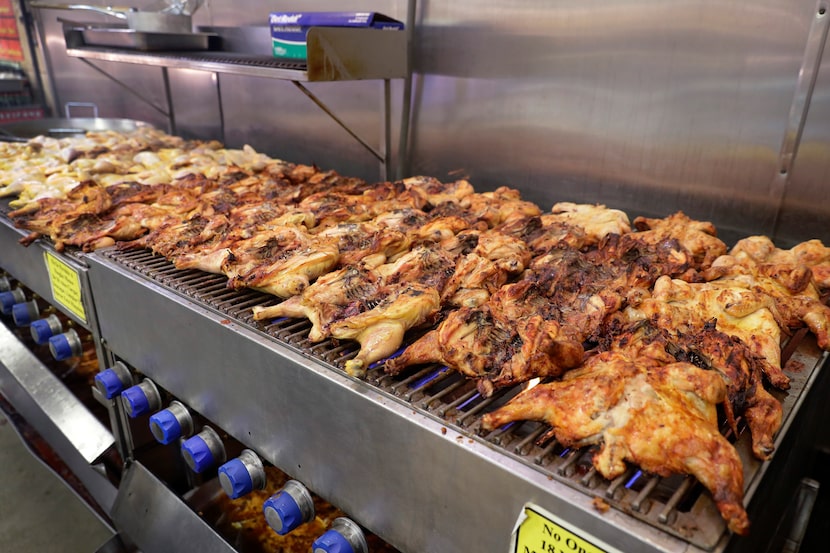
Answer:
[
  {"xmin": 263, "ymin": 479, "xmax": 315, "ymax": 535},
  {"xmin": 12, "ymin": 300, "xmax": 39, "ymax": 326},
  {"xmin": 31, "ymin": 314, "xmax": 64, "ymax": 344},
  {"xmin": 94, "ymin": 361, "xmax": 133, "ymax": 400},
  {"xmin": 48, "ymin": 328, "xmax": 85, "ymax": 361},
  {"xmin": 311, "ymin": 518, "xmax": 368, "ymax": 553},
  {"xmin": 181, "ymin": 426, "xmax": 226, "ymax": 473},
  {"xmin": 149, "ymin": 401, "xmax": 193, "ymax": 444},
  {"xmin": 121, "ymin": 379, "xmax": 161, "ymax": 418},
  {"xmin": 218, "ymin": 449, "xmax": 266, "ymax": 499},
  {"xmin": 0, "ymin": 288, "xmax": 26, "ymax": 315},
  {"xmin": 0, "ymin": 275, "xmax": 10, "ymax": 292}
]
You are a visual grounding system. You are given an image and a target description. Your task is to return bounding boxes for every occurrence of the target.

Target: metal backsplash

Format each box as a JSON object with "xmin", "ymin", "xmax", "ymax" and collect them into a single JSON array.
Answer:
[{"xmin": 27, "ymin": 0, "xmax": 830, "ymax": 245}]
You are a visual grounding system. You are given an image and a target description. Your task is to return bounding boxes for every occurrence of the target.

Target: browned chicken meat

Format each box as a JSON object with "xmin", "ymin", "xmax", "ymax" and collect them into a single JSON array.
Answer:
[
  {"xmin": 728, "ymin": 235, "xmax": 830, "ymax": 292},
  {"xmin": 632, "ymin": 211, "xmax": 728, "ymax": 269},
  {"xmin": 386, "ymin": 299, "xmax": 584, "ymax": 397},
  {"xmin": 703, "ymin": 239, "xmax": 830, "ymax": 351},
  {"xmin": 333, "ymin": 283, "xmax": 441, "ymax": 377},
  {"xmin": 627, "ymin": 275, "xmax": 789, "ymax": 390},
  {"xmin": 481, "ymin": 338, "xmax": 750, "ymax": 536},
  {"xmin": 252, "ymin": 245, "xmax": 458, "ymax": 371},
  {"xmin": 547, "ymin": 202, "xmax": 631, "ymax": 245}
]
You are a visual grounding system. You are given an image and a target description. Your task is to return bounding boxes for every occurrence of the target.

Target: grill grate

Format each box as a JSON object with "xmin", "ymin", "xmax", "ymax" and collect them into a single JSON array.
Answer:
[{"xmin": 99, "ymin": 246, "xmax": 824, "ymax": 549}]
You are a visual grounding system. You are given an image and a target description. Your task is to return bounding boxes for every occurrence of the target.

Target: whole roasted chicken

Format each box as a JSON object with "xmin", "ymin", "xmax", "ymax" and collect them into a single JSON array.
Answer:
[{"xmin": 481, "ymin": 335, "xmax": 750, "ymax": 536}]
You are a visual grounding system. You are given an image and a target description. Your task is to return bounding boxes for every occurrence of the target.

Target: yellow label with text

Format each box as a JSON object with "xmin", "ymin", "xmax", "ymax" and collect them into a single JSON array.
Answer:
[
  {"xmin": 514, "ymin": 505, "xmax": 618, "ymax": 553},
  {"xmin": 44, "ymin": 251, "xmax": 86, "ymax": 323}
]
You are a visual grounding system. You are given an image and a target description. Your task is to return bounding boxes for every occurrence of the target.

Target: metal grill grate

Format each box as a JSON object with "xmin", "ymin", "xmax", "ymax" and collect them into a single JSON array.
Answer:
[{"xmin": 99, "ymin": 246, "xmax": 825, "ymax": 550}]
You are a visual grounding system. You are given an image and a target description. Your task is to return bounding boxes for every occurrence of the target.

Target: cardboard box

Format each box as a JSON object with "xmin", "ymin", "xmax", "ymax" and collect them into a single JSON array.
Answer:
[{"xmin": 270, "ymin": 11, "xmax": 404, "ymax": 59}]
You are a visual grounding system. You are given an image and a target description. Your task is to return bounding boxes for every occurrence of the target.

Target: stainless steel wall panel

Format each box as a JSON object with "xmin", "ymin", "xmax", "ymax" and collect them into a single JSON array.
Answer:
[{"xmin": 409, "ymin": 1, "xmax": 817, "ymax": 243}]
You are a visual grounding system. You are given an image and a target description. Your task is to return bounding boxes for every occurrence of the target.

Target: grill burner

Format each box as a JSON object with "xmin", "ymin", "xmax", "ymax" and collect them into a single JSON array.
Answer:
[{"xmin": 100, "ymin": 246, "xmax": 827, "ymax": 550}]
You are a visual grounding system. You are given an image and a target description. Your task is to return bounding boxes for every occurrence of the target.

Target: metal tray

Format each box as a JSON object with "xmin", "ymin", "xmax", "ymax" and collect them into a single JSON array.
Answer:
[{"xmin": 78, "ymin": 27, "xmax": 218, "ymax": 51}]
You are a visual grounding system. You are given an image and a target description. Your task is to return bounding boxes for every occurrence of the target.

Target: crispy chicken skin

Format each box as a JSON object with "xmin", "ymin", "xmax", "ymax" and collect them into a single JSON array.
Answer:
[
  {"xmin": 481, "ymin": 339, "xmax": 750, "ymax": 536},
  {"xmin": 385, "ymin": 301, "xmax": 584, "ymax": 396},
  {"xmin": 330, "ymin": 283, "xmax": 441, "ymax": 378},
  {"xmin": 629, "ymin": 275, "xmax": 789, "ymax": 390},
  {"xmin": 633, "ymin": 211, "xmax": 728, "ymax": 269},
  {"xmin": 704, "ymin": 241, "xmax": 830, "ymax": 351}
]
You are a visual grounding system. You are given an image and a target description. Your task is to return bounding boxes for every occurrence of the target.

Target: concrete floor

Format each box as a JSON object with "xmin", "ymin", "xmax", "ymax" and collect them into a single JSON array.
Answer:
[{"xmin": 0, "ymin": 411, "xmax": 114, "ymax": 553}]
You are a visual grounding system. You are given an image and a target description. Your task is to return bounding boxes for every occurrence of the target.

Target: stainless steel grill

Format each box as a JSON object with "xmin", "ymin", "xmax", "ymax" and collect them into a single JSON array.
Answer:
[{"xmin": 99, "ymin": 245, "xmax": 828, "ymax": 551}]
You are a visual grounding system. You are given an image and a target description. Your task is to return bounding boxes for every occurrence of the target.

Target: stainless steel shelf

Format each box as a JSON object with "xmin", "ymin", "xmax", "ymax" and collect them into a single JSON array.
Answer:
[
  {"xmin": 65, "ymin": 47, "xmax": 311, "ymax": 80},
  {"xmin": 64, "ymin": 26, "xmax": 407, "ymax": 82}
]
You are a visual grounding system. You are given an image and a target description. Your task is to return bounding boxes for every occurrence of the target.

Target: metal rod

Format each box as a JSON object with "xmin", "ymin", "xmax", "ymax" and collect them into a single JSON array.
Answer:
[
  {"xmin": 214, "ymin": 72, "xmax": 226, "ymax": 145},
  {"xmin": 397, "ymin": 0, "xmax": 417, "ymax": 179},
  {"xmin": 381, "ymin": 78, "xmax": 392, "ymax": 181},
  {"xmin": 161, "ymin": 67, "xmax": 177, "ymax": 135},
  {"xmin": 292, "ymin": 81, "xmax": 385, "ymax": 163}
]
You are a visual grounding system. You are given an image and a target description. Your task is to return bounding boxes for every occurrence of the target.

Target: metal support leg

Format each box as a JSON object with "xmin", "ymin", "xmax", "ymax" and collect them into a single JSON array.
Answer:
[
  {"xmin": 397, "ymin": 0, "xmax": 418, "ymax": 180},
  {"xmin": 381, "ymin": 79, "xmax": 392, "ymax": 182}
]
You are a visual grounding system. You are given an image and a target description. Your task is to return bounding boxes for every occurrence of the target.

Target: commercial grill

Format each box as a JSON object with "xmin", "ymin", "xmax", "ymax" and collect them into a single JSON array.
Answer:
[{"xmin": 73, "ymin": 241, "xmax": 826, "ymax": 553}]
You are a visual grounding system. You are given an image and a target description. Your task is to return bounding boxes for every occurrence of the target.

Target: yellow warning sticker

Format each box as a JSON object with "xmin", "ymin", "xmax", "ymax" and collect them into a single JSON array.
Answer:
[
  {"xmin": 512, "ymin": 504, "xmax": 623, "ymax": 553},
  {"xmin": 44, "ymin": 251, "xmax": 87, "ymax": 323}
]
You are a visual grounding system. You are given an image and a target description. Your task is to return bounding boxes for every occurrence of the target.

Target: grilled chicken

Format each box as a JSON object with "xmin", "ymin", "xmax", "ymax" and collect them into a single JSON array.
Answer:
[
  {"xmin": 481, "ymin": 338, "xmax": 750, "ymax": 536},
  {"xmin": 632, "ymin": 212, "xmax": 728, "ymax": 269},
  {"xmin": 222, "ymin": 228, "xmax": 340, "ymax": 298},
  {"xmin": 703, "ymin": 239, "xmax": 830, "ymax": 350},
  {"xmin": 316, "ymin": 222, "xmax": 411, "ymax": 268},
  {"xmin": 439, "ymin": 230, "xmax": 531, "ymax": 307},
  {"xmin": 664, "ymin": 324, "xmax": 782, "ymax": 460},
  {"xmin": 628, "ymin": 275, "xmax": 789, "ymax": 390},
  {"xmin": 252, "ymin": 264, "xmax": 383, "ymax": 341},
  {"xmin": 386, "ymin": 299, "xmax": 584, "ymax": 396},
  {"xmin": 332, "ymin": 283, "xmax": 441, "ymax": 377},
  {"xmin": 728, "ymin": 236, "xmax": 830, "ymax": 292},
  {"xmin": 547, "ymin": 202, "xmax": 631, "ymax": 245},
  {"xmin": 253, "ymin": 246, "xmax": 457, "ymax": 350}
]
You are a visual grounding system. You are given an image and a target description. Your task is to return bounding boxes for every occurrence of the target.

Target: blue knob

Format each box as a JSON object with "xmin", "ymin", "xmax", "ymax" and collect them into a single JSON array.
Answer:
[
  {"xmin": 181, "ymin": 434, "xmax": 216, "ymax": 473},
  {"xmin": 218, "ymin": 459, "xmax": 253, "ymax": 499},
  {"xmin": 149, "ymin": 409, "xmax": 183, "ymax": 444},
  {"xmin": 12, "ymin": 301, "xmax": 37, "ymax": 326},
  {"xmin": 312, "ymin": 529, "xmax": 355, "ymax": 553},
  {"xmin": 0, "ymin": 289, "xmax": 24, "ymax": 314},
  {"xmin": 95, "ymin": 368, "xmax": 128, "ymax": 400},
  {"xmin": 48, "ymin": 332, "xmax": 77, "ymax": 361},
  {"xmin": 121, "ymin": 380, "xmax": 160, "ymax": 418},
  {"xmin": 182, "ymin": 436, "xmax": 214, "ymax": 472},
  {"xmin": 30, "ymin": 315, "xmax": 62, "ymax": 344},
  {"xmin": 181, "ymin": 427, "xmax": 225, "ymax": 473},
  {"xmin": 264, "ymin": 490, "xmax": 304, "ymax": 535}
]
